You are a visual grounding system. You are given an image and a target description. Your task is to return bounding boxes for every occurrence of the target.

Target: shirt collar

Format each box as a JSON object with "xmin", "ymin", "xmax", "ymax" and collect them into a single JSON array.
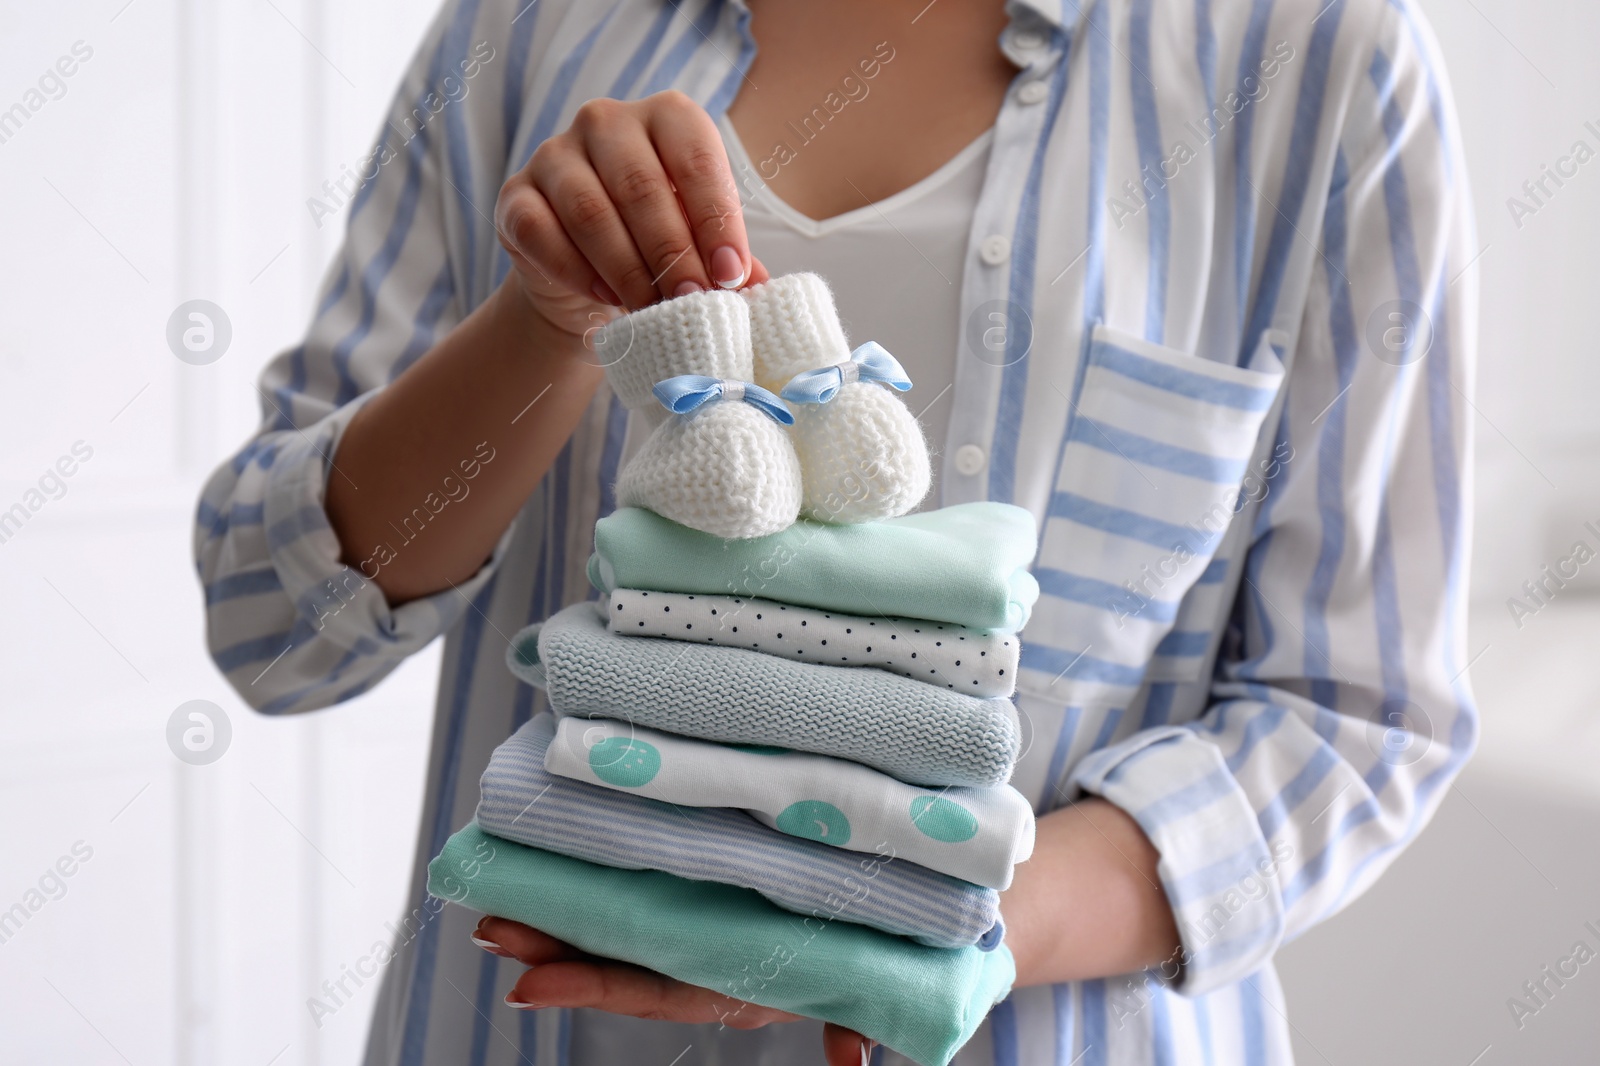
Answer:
[
  {"xmin": 1009, "ymin": 0, "xmax": 1062, "ymax": 26},
  {"xmin": 720, "ymin": 0, "xmax": 1090, "ymax": 38},
  {"xmin": 1008, "ymin": 0, "xmax": 1094, "ymax": 36}
]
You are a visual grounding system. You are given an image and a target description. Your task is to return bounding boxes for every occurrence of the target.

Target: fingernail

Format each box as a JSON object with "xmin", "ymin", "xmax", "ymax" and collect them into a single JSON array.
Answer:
[
  {"xmin": 710, "ymin": 246, "xmax": 746, "ymax": 289},
  {"xmin": 469, "ymin": 934, "xmax": 515, "ymax": 958},
  {"xmin": 592, "ymin": 279, "xmax": 622, "ymax": 305},
  {"xmin": 860, "ymin": 1039, "xmax": 872, "ymax": 1066},
  {"xmin": 504, "ymin": 992, "xmax": 546, "ymax": 1010}
]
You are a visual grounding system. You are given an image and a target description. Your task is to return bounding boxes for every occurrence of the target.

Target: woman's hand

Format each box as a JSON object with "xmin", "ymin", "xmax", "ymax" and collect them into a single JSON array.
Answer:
[
  {"xmin": 329, "ymin": 92, "xmax": 771, "ymax": 605},
  {"xmin": 472, "ymin": 917, "xmax": 875, "ymax": 1065},
  {"xmin": 494, "ymin": 89, "xmax": 769, "ymax": 338}
]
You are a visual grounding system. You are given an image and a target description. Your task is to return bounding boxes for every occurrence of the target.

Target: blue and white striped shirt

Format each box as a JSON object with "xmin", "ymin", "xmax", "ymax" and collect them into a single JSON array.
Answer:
[{"xmin": 194, "ymin": 0, "xmax": 1478, "ymax": 1062}]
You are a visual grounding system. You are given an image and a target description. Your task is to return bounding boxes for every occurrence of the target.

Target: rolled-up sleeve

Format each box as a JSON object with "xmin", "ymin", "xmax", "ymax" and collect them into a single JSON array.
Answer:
[
  {"xmin": 1069, "ymin": 1, "xmax": 1478, "ymax": 995},
  {"xmin": 194, "ymin": 0, "xmax": 530, "ymax": 714}
]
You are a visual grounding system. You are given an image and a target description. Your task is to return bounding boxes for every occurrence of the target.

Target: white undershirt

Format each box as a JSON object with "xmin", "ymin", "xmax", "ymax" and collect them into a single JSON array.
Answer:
[{"xmin": 719, "ymin": 114, "xmax": 993, "ymax": 498}]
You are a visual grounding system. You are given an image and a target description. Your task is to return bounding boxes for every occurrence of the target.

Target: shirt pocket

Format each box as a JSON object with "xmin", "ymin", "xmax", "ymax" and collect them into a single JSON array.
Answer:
[{"xmin": 1016, "ymin": 325, "xmax": 1286, "ymax": 708}]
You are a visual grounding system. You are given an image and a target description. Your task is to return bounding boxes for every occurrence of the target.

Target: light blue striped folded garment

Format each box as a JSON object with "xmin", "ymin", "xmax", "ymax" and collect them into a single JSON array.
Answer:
[{"xmin": 476, "ymin": 715, "xmax": 1004, "ymax": 951}]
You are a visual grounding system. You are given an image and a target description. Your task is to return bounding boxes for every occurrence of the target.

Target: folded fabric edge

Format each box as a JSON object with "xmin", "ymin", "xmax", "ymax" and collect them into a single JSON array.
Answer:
[
  {"xmin": 505, "ymin": 623, "xmax": 547, "ymax": 688},
  {"xmin": 1007, "ymin": 567, "xmax": 1041, "ymax": 631},
  {"xmin": 586, "ymin": 551, "xmax": 610, "ymax": 594}
]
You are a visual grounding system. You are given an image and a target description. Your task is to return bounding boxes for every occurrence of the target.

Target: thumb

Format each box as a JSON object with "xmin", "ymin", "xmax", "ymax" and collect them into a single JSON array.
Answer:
[{"xmin": 743, "ymin": 254, "xmax": 771, "ymax": 289}]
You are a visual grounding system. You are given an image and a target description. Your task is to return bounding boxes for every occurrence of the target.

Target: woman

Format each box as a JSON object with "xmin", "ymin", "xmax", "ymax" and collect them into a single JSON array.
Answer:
[{"xmin": 195, "ymin": 0, "xmax": 1477, "ymax": 1062}]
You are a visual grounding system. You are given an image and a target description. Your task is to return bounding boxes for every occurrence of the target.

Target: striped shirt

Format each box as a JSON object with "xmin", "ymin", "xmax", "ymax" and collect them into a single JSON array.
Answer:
[{"xmin": 192, "ymin": 0, "xmax": 1478, "ymax": 1063}]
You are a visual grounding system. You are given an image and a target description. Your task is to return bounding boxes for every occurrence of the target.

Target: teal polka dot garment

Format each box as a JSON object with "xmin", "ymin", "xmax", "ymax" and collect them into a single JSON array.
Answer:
[
  {"xmin": 588, "ymin": 736, "xmax": 662, "ymax": 788},
  {"xmin": 547, "ymin": 715, "xmax": 1036, "ymax": 891}
]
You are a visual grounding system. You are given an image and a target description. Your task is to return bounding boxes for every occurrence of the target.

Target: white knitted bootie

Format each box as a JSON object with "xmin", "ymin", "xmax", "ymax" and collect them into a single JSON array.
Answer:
[
  {"xmin": 745, "ymin": 273, "xmax": 931, "ymax": 524},
  {"xmin": 600, "ymin": 289, "xmax": 802, "ymax": 540}
]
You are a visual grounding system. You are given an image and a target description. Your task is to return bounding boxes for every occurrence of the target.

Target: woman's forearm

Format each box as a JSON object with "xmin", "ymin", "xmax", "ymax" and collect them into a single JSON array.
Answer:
[
  {"xmin": 1001, "ymin": 798, "xmax": 1181, "ymax": 987},
  {"xmin": 325, "ymin": 278, "xmax": 607, "ymax": 605}
]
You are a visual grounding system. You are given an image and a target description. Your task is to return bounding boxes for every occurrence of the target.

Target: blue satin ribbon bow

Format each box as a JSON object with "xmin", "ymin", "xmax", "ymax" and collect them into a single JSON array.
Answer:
[
  {"xmin": 652, "ymin": 375, "xmax": 795, "ymax": 425},
  {"xmin": 778, "ymin": 341, "xmax": 913, "ymax": 405}
]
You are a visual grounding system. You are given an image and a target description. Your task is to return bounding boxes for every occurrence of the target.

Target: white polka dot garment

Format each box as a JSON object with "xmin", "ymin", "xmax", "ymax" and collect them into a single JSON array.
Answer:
[
  {"xmin": 605, "ymin": 589, "xmax": 1020, "ymax": 698},
  {"xmin": 546, "ymin": 716, "xmax": 1036, "ymax": 890}
]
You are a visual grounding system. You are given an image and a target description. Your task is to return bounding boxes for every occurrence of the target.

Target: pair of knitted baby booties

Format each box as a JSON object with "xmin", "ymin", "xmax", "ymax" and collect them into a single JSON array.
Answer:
[{"xmin": 599, "ymin": 273, "xmax": 931, "ymax": 539}]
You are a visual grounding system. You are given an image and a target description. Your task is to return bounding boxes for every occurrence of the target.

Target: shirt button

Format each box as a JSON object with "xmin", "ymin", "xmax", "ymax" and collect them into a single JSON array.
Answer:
[
  {"xmin": 1017, "ymin": 80, "xmax": 1049, "ymax": 105},
  {"xmin": 979, "ymin": 235, "xmax": 1011, "ymax": 265},
  {"xmin": 1011, "ymin": 28, "xmax": 1047, "ymax": 52},
  {"xmin": 953, "ymin": 444, "xmax": 987, "ymax": 477}
]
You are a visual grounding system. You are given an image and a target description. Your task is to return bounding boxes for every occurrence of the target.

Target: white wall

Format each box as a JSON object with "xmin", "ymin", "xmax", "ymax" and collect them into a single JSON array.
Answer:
[
  {"xmin": 0, "ymin": 0, "xmax": 1595, "ymax": 1063},
  {"xmin": 1441, "ymin": 0, "xmax": 1600, "ymax": 603},
  {"xmin": 0, "ymin": 3, "xmax": 441, "ymax": 1063}
]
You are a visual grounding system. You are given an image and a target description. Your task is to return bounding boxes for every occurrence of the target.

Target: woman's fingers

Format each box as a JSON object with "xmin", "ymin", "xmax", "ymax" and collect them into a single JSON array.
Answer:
[
  {"xmin": 495, "ymin": 90, "xmax": 758, "ymax": 318},
  {"xmin": 531, "ymin": 134, "xmax": 656, "ymax": 309},
  {"xmin": 473, "ymin": 916, "xmax": 590, "ymax": 966},
  {"xmin": 471, "ymin": 917, "xmax": 863, "ymax": 1058},
  {"xmin": 473, "ymin": 917, "xmax": 797, "ymax": 1027},
  {"xmin": 505, "ymin": 956, "xmax": 802, "ymax": 1028},
  {"xmin": 586, "ymin": 107, "xmax": 713, "ymax": 301},
  {"xmin": 495, "ymin": 173, "xmax": 613, "ymax": 304},
  {"xmin": 822, "ymin": 1022, "xmax": 876, "ymax": 1066},
  {"xmin": 648, "ymin": 93, "xmax": 753, "ymax": 290}
]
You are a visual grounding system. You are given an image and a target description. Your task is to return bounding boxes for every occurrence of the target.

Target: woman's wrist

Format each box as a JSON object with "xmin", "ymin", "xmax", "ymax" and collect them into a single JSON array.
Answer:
[
  {"xmin": 325, "ymin": 274, "xmax": 608, "ymax": 605},
  {"xmin": 492, "ymin": 272, "xmax": 602, "ymax": 366},
  {"xmin": 1001, "ymin": 799, "xmax": 1181, "ymax": 988}
]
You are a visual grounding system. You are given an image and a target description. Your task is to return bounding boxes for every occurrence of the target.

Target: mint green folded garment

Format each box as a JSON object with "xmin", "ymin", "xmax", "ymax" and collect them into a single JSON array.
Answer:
[
  {"xmin": 587, "ymin": 502, "xmax": 1041, "ymax": 631},
  {"xmin": 430, "ymin": 823, "xmax": 1014, "ymax": 1066}
]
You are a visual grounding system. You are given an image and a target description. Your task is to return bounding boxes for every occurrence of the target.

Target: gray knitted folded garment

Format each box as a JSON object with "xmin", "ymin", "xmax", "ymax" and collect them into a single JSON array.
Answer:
[{"xmin": 508, "ymin": 602, "xmax": 1021, "ymax": 788}]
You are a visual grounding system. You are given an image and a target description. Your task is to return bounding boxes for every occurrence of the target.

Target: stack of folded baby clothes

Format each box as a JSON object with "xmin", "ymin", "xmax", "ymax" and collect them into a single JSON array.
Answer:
[{"xmin": 428, "ymin": 274, "xmax": 1040, "ymax": 1066}]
